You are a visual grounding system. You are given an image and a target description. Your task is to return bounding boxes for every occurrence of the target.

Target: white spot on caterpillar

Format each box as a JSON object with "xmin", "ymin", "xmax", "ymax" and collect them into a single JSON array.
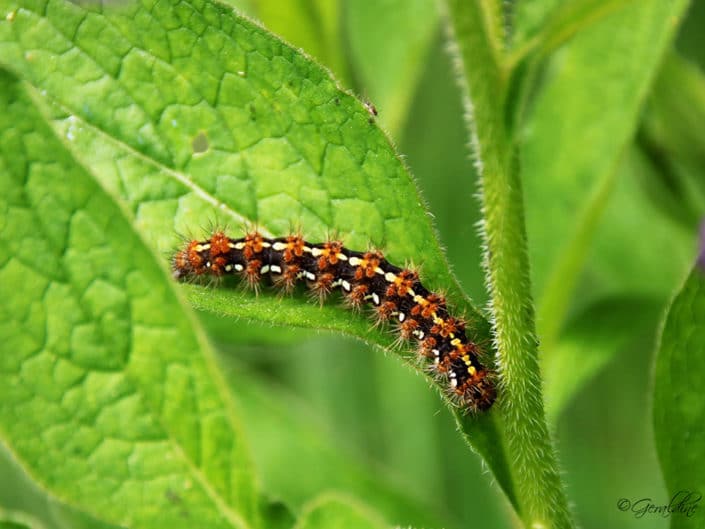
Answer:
[
  {"xmin": 349, "ymin": 257, "xmax": 361, "ymax": 266},
  {"xmin": 234, "ymin": 242, "xmax": 246, "ymax": 250},
  {"xmin": 371, "ymin": 293, "xmax": 380, "ymax": 305},
  {"xmin": 195, "ymin": 244, "xmax": 210, "ymax": 252},
  {"xmin": 260, "ymin": 265, "xmax": 270, "ymax": 274},
  {"xmin": 413, "ymin": 329, "xmax": 424, "ymax": 340},
  {"xmin": 225, "ymin": 264, "xmax": 233, "ymax": 272},
  {"xmin": 305, "ymin": 271, "xmax": 316, "ymax": 281},
  {"xmin": 234, "ymin": 264, "xmax": 244, "ymax": 272},
  {"xmin": 310, "ymin": 248, "xmax": 322, "ymax": 257},
  {"xmin": 337, "ymin": 253, "xmax": 348, "ymax": 261},
  {"xmin": 450, "ymin": 373, "xmax": 458, "ymax": 388},
  {"xmin": 270, "ymin": 265, "xmax": 282, "ymax": 274},
  {"xmin": 261, "ymin": 241, "xmax": 271, "ymax": 248},
  {"xmin": 272, "ymin": 242, "xmax": 287, "ymax": 251},
  {"xmin": 398, "ymin": 312, "xmax": 406, "ymax": 322},
  {"xmin": 341, "ymin": 280, "xmax": 351, "ymax": 292}
]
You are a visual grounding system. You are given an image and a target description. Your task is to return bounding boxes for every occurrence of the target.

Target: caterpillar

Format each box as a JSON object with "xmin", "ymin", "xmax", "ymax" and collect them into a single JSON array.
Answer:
[{"xmin": 172, "ymin": 230, "xmax": 496, "ymax": 411}]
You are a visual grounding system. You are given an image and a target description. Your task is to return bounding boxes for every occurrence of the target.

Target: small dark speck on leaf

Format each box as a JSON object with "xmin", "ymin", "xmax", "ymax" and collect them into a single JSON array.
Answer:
[
  {"xmin": 191, "ymin": 131, "xmax": 209, "ymax": 154},
  {"xmin": 165, "ymin": 489, "xmax": 182, "ymax": 504},
  {"xmin": 334, "ymin": 97, "xmax": 340, "ymax": 105},
  {"xmin": 249, "ymin": 103, "xmax": 256, "ymax": 121}
]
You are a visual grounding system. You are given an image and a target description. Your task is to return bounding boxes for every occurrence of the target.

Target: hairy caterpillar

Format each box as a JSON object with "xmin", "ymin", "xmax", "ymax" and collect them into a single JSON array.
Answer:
[{"xmin": 172, "ymin": 230, "xmax": 495, "ymax": 411}]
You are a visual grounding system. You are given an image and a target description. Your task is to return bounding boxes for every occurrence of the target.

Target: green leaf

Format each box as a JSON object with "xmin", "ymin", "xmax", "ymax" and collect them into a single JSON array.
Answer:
[
  {"xmin": 510, "ymin": 0, "xmax": 633, "ymax": 61},
  {"xmin": 0, "ymin": 0, "xmax": 486, "ymax": 321},
  {"xmin": 292, "ymin": 494, "xmax": 387, "ymax": 529},
  {"xmin": 0, "ymin": 70, "xmax": 258, "ymax": 529},
  {"xmin": 345, "ymin": 0, "xmax": 438, "ymax": 136},
  {"xmin": 0, "ymin": 0, "xmax": 510, "ymax": 519},
  {"xmin": 543, "ymin": 296, "xmax": 663, "ymax": 423},
  {"xmin": 653, "ymin": 267, "xmax": 705, "ymax": 529},
  {"xmin": 520, "ymin": 0, "xmax": 690, "ymax": 349},
  {"xmin": 0, "ymin": 442, "xmax": 123, "ymax": 529},
  {"xmin": 229, "ymin": 0, "xmax": 350, "ymax": 86}
]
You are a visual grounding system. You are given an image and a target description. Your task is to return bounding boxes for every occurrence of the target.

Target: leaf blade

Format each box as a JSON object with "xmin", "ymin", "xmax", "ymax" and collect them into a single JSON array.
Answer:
[
  {"xmin": 653, "ymin": 267, "xmax": 705, "ymax": 529},
  {"xmin": 0, "ymin": 70, "xmax": 257, "ymax": 529}
]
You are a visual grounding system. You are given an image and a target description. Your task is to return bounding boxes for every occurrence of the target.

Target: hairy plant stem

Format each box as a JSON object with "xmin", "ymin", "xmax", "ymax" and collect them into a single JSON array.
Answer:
[{"xmin": 444, "ymin": 1, "xmax": 574, "ymax": 528}]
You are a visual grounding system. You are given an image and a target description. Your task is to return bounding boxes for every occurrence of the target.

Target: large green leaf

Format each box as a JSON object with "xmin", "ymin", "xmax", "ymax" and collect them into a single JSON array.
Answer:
[
  {"xmin": 0, "ymin": 442, "xmax": 123, "ymax": 529},
  {"xmin": 0, "ymin": 0, "xmax": 510, "ymax": 516},
  {"xmin": 0, "ymin": 70, "xmax": 260, "ymax": 528},
  {"xmin": 0, "ymin": 0, "xmax": 489, "ymax": 328},
  {"xmin": 653, "ymin": 267, "xmax": 705, "ymax": 529}
]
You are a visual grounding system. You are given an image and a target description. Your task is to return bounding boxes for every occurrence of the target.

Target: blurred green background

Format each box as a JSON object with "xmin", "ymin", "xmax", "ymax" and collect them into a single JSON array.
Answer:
[{"xmin": 2, "ymin": 1, "xmax": 703, "ymax": 528}]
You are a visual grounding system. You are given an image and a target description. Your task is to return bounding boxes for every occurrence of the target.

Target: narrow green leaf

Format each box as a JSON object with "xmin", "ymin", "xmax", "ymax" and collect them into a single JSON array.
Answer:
[
  {"xmin": 345, "ymin": 0, "xmax": 439, "ymax": 136},
  {"xmin": 444, "ymin": 1, "xmax": 573, "ymax": 527},
  {"xmin": 522, "ymin": 0, "xmax": 690, "ymax": 348},
  {"xmin": 0, "ymin": 71, "xmax": 257, "ymax": 529},
  {"xmin": 542, "ymin": 143, "xmax": 695, "ymax": 420},
  {"xmin": 292, "ymin": 494, "xmax": 387, "ymax": 529},
  {"xmin": 510, "ymin": 0, "xmax": 633, "ymax": 62},
  {"xmin": 653, "ymin": 267, "xmax": 705, "ymax": 529}
]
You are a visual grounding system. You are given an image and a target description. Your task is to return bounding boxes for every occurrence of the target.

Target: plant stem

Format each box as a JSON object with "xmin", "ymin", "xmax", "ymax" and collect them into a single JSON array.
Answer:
[{"xmin": 444, "ymin": 1, "xmax": 574, "ymax": 528}]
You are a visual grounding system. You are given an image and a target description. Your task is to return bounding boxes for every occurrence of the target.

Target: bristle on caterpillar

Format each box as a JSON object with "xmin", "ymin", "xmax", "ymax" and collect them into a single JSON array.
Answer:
[{"xmin": 172, "ymin": 230, "xmax": 496, "ymax": 412}]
